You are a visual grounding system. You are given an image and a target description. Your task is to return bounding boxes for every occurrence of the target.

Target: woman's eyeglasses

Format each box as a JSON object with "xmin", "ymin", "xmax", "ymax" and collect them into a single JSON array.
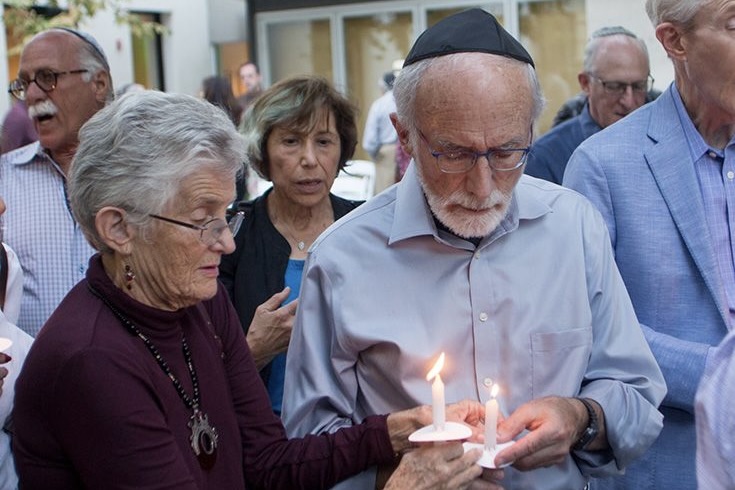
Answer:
[{"xmin": 149, "ymin": 211, "xmax": 244, "ymax": 246}]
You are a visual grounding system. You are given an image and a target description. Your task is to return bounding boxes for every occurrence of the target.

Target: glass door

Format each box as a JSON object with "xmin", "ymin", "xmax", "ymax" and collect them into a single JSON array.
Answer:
[{"xmin": 343, "ymin": 11, "xmax": 412, "ymax": 160}]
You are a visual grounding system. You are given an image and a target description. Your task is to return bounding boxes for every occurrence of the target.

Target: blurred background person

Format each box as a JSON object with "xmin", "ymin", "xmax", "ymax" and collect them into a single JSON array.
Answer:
[
  {"xmin": 362, "ymin": 71, "xmax": 398, "ymax": 194},
  {"xmin": 525, "ymin": 26, "xmax": 651, "ymax": 184},
  {"xmin": 1, "ymin": 100, "xmax": 37, "ymax": 153},
  {"xmin": 551, "ymin": 88, "xmax": 660, "ymax": 128},
  {"xmin": 237, "ymin": 61, "xmax": 263, "ymax": 112},
  {"xmin": 201, "ymin": 75, "xmax": 248, "ymax": 204},
  {"xmin": 201, "ymin": 75, "xmax": 243, "ymax": 127},
  {"xmin": 12, "ymin": 90, "xmax": 489, "ymax": 490},
  {"xmin": 114, "ymin": 82, "xmax": 145, "ymax": 99},
  {"xmin": 219, "ymin": 75, "xmax": 362, "ymax": 415}
]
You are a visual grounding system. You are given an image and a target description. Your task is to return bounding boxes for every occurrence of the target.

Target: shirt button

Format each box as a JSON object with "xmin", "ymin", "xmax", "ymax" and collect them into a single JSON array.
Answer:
[
  {"xmin": 483, "ymin": 377, "xmax": 494, "ymax": 387},
  {"xmin": 479, "ymin": 312, "xmax": 488, "ymax": 322},
  {"xmin": 728, "ymin": 171, "xmax": 735, "ymax": 180},
  {"xmin": 708, "ymin": 150, "xmax": 718, "ymax": 158}
]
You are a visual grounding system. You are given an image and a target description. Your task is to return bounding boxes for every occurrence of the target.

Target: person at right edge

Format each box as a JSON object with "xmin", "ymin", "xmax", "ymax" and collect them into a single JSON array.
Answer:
[{"xmin": 564, "ymin": 0, "xmax": 734, "ymax": 488}]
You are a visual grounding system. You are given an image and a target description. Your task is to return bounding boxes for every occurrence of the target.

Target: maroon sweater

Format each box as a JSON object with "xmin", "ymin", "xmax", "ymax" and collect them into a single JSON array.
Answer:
[{"xmin": 13, "ymin": 254, "xmax": 395, "ymax": 489}]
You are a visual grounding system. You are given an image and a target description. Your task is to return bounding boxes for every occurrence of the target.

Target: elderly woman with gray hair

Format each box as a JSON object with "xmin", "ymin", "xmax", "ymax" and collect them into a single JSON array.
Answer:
[{"xmin": 11, "ymin": 91, "xmax": 489, "ymax": 490}]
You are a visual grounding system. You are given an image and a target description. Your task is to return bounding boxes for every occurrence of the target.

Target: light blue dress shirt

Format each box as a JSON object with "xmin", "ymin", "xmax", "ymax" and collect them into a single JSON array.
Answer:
[
  {"xmin": 0, "ymin": 142, "xmax": 95, "ymax": 336},
  {"xmin": 673, "ymin": 86, "xmax": 735, "ymax": 327},
  {"xmin": 696, "ymin": 328, "xmax": 735, "ymax": 489},
  {"xmin": 282, "ymin": 164, "xmax": 665, "ymax": 490}
]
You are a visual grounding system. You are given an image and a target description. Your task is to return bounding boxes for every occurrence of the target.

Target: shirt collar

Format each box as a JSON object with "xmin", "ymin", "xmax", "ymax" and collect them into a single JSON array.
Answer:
[
  {"xmin": 2, "ymin": 141, "xmax": 44, "ymax": 165},
  {"xmin": 580, "ymin": 102, "xmax": 603, "ymax": 138},
  {"xmin": 389, "ymin": 162, "xmax": 551, "ymax": 247},
  {"xmin": 671, "ymin": 83, "xmax": 726, "ymax": 161}
]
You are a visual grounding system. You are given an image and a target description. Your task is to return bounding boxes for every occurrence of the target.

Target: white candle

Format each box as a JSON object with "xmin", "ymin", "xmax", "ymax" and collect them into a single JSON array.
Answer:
[
  {"xmin": 426, "ymin": 352, "xmax": 446, "ymax": 431},
  {"xmin": 485, "ymin": 383, "xmax": 499, "ymax": 450}
]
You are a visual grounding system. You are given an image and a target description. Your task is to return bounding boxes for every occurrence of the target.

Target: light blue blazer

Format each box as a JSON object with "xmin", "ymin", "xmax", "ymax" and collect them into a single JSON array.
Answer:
[{"xmin": 564, "ymin": 84, "xmax": 730, "ymax": 490}]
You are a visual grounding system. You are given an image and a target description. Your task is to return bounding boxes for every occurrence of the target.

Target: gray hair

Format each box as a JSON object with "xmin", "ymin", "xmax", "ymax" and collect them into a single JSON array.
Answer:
[
  {"xmin": 50, "ymin": 28, "xmax": 115, "ymax": 103},
  {"xmin": 241, "ymin": 75, "xmax": 358, "ymax": 180},
  {"xmin": 583, "ymin": 26, "xmax": 649, "ymax": 74},
  {"xmin": 69, "ymin": 91, "xmax": 246, "ymax": 251},
  {"xmin": 645, "ymin": 0, "xmax": 705, "ymax": 27},
  {"xmin": 393, "ymin": 53, "xmax": 545, "ymax": 130}
]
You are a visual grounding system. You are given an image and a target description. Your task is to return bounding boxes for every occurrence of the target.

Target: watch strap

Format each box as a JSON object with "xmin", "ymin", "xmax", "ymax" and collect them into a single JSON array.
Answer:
[{"xmin": 572, "ymin": 397, "xmax": 598, "ymax": 451}]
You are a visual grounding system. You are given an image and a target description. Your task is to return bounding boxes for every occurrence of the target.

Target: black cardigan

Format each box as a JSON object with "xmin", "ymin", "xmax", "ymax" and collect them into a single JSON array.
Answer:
[{"xmin": 219, "ymin": 189, "xmax": 362, "ymax": 383}]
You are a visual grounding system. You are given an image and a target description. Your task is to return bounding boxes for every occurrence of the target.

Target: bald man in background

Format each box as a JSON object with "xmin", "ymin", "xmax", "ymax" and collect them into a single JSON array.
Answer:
[{"xmin": 525, "ymin": 26, "xmax": 651, "ymax": 184}]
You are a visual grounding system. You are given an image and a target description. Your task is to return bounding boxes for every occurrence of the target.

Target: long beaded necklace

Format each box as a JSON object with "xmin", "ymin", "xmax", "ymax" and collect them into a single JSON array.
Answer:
[{"xmin": 88, "ymin": 284, "xmax": 218, "ymax": 469}]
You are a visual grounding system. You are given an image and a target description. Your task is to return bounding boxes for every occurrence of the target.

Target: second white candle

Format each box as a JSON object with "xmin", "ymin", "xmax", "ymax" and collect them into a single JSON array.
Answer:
[{"xmin": 485, "ymin": 383, "xmax": 499, "ymax": 450}]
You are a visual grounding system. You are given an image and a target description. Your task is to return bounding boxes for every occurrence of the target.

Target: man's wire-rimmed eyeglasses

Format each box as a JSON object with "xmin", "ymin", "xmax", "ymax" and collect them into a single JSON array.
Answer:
[
  {"xmin": 149, "ymin": 211, "xmax": 244, "ymax": 246},
  {"xmin": 8, "ymin": 68, "xmax": 89, "ymax": 101},
  {"xmin": 416, "ymin": 128, "xmax": 531, "ymax": 174},
  {"xmin": 587, "ymin": 74, "xmax": 654, "ymax": 96}
]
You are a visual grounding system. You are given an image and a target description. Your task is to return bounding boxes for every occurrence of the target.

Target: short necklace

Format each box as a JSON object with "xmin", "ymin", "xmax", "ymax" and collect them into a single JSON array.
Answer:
[
  {"xmin": 277, "ymin": 219, "xmax": 332, "ymax": 252},
  {"xmin": 292, "ymin": 235, "xmax": 307, "ymax": 251},
  {"xmin": 88, "ymin": 284, "xmax": 218, "ymax": 469},
  {"xmin": 279, "ymin": 223, "xmax": 310, "ymax": 252}
]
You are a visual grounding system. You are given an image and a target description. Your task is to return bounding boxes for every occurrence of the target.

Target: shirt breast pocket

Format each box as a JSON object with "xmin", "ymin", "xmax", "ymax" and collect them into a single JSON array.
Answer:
[{"xmin": 530, "ymin": 327, "xmax": 593, "ymax": 399}]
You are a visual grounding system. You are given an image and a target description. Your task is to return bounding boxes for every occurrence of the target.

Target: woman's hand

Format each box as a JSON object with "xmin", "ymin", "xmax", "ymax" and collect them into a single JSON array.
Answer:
[
  {"xmin": 245, "ymin": 287, "xmax": 298, "ymax": 369},
  {"xmin": 0, "ymin": 352, "xmax": 11, "ymax": 398},
  {"xmin": 386, "ymin": 400, "xmax": 486, "ymax": 454},
  {"xmin": 385, "ymin": 443, "xmax": 504, "ymax": 490}
]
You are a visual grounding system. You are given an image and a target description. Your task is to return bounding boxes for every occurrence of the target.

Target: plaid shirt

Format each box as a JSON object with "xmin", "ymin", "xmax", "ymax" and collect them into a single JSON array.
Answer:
[{"xmin": 0, "ymin": 142, "xmax": 95, "ymax": 336}]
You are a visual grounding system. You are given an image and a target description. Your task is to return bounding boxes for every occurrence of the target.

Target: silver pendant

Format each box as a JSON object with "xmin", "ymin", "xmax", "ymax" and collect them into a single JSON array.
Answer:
[
  {"xmin": 189, "ymin": 410, "xmax": 218, "ymax": 469},
  {"xmin": 297, "ymin": 241, "xmax": 306, "ymax": 251}
]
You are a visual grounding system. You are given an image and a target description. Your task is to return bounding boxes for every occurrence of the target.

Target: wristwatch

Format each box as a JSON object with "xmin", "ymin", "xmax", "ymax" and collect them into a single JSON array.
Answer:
[{"xmin": 572, "ymin": 398, "xmax": 598, "ymax": 451}]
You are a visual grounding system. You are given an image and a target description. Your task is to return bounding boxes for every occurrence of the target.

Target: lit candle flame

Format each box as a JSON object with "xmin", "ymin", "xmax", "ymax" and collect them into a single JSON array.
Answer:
[
  {"xmin": 485, "ymin": 382, "xmax": 500, "ymax": 451},
  {"xmin": 426, "ymin": 352, "xmax": 445, "ymax": 381},
  {"xmin": 490, "ymin": 383, "xmax": 499, "ymax": 398}
]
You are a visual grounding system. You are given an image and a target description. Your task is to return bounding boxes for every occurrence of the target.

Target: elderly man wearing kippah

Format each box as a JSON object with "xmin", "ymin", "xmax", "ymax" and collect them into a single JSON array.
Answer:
[
  {"xmin": 0, "ymin": 28, "xmax": 114, "ymax": 337},
  {"xmin": 282, "ymin": 8, "xmax": 666, "ymax": 490}
]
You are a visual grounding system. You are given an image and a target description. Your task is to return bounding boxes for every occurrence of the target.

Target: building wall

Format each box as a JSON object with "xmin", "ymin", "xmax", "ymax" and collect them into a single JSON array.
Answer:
[
  {"xmin": 1, "ymin": 0, "xmax": 676, "ymax": 126},
  {"xmin": 98, "ymin": 0, "xmax": 214, "ymax": 97},
  {"xmin": 1, "ymin": 0, "xmax": 216, "ymax": 116},
  {"xmin": 252, "ymin": 0, "xmax": 675, "ymax": 144}
]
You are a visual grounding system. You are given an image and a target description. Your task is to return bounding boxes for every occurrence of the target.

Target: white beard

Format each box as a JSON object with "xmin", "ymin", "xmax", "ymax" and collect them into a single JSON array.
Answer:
[{"xmin": 417, "ymin": 166, "xmax": 513, "ymax": 239}]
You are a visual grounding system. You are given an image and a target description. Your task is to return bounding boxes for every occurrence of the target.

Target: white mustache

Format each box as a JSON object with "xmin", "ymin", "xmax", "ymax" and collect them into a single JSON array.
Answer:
[
  {"xmin": 448, "ymin": 191, "xmax": 505, "ymax": 211},
  {"xmin": 28, "ymin": 100, "xmax": 59, "ymax": 119}
]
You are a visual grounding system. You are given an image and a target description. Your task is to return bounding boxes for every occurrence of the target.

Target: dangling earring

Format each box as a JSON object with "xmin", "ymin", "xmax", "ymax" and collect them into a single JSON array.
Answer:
[{"xmin": 124, "ymin": 264, "xmax": 136, "ymax": 290}]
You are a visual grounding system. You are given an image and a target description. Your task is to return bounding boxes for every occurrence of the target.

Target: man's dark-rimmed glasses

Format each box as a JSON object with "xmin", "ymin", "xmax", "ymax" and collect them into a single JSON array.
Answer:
[
  {"xmin": 416, "ymin": 128, "xmax": 531, "ymax": 174},
  {"xmin": 149, "ymin": 211, "xmax": 244, "ymax": 246},
  {"xmin": 587, "ymin": 74, "xmax": 654, "ymax": 96},
  {"xmin": 8, "ymin": 68, "xmax": 90, "ymax": 101}
]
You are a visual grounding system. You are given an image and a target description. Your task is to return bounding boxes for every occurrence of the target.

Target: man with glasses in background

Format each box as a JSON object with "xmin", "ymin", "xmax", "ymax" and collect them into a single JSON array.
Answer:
[
  {"xmin": 282, "ymin": 9, "xmax": 665, "ymax": 490},
  {"xmin": 525, "ymin": 26, "xmax": 651, "ymax": 184},
  {"xmin": 565, "ymin": 0, "xmax": 735, "ymax": 488},
  {"xmin": 0, "ymin": 28, "xmax": 113, "ymax": 336}
]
